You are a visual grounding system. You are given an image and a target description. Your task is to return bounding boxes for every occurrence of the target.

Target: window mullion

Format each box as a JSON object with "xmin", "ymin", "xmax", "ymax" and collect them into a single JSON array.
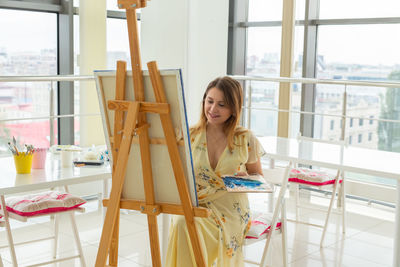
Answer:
[
  {"xmin": 58, "ymin": 0, "xmax": 74, "ymax": 145},
  {"xmin": 300, "ymin": 0, "xmax": 319, "ymax": 138}
]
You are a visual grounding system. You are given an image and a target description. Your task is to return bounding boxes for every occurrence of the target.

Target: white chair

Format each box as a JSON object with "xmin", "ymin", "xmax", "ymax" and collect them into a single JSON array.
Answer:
[
  {"xmin": 0, "ymin": 186, "xmax": 86, "ymax": 267},
  {"xmin": 244, "ymin": 163, "xmax": 292, "ymax": 267},
  {"xmin": 290, "ymin": 133, "xmax": 346, "ymax": 247}
]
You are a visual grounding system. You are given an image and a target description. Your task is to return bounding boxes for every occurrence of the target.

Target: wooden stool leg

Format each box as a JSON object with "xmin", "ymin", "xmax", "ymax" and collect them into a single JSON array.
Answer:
[
  {"xmin": 53, "ymin": 214, "xmax": 60, "ymax": 258},
  {"xmin": 295, "ymin": 184, "xmax": 300, "ymax": 220},
  {"xmin": 341, "ymin": 172, "xmax": 346, "ymax": 234},
  {"xmin": 1, "ymin": 195, "xmax": 18, "ymax": 267},
  {"xmin": 69, "ymin": 211, "xmax": 86, "ymax": 267}
]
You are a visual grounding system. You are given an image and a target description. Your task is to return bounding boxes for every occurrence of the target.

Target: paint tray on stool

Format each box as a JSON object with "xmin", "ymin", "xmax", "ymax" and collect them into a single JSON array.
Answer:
[{"xmin": 222, "ymin": 175, "xmax": 273, "ymax": 193}]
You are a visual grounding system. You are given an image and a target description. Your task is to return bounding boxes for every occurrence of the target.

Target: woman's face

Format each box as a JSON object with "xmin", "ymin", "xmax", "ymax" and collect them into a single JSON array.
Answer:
[{"xmin": 204, "ymin": 87, "xmax": 232, "ymax": 126}]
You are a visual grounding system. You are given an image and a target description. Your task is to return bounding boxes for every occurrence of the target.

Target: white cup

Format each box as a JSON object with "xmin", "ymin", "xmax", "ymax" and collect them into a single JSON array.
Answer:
[{"xmin": 61, "ymin": 150, "xmax": 73, "ymax": 167}]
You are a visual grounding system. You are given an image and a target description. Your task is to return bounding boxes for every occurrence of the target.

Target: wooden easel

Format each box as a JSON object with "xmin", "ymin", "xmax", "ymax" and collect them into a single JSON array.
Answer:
[{"xmin": 95, "ymin": 1, "xmax": 209, "ymax": 266}]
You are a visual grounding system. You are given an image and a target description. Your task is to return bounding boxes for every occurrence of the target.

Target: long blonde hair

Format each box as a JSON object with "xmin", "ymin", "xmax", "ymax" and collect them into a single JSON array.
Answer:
[{"xmin": 191, "ymin": 76, "xmax": 247, "ymax": 151}]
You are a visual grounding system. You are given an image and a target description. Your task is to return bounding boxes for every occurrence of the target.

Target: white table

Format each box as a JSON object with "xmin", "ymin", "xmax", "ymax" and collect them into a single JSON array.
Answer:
[
  {"xmin": 0, "ymin": 153, "xmax": 111, "ymax": 265},
  {"xmin": 259, "ymin": 136, "xmax": 400, "ymax": 267},
  {"xmin": 0, "ymin": 154, "xmax": 111, "ymax": 195}
]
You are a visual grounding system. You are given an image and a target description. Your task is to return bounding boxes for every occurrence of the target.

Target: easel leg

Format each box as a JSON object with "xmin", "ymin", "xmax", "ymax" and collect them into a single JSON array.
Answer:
[
  {"xmin": 147, "ymin": 61, "xmax": 207, "ymax": 267},
  {"xmin": 138, "ymin": 121, "xmax": 162, "ymax": 266},
  {"xmin": 95, "ymin": 102, "xmax": 140, "ymax": 267},
  {"xmin": 107, "ymin": 59, "xmax": 126, "ymax": 267},
  {"xmin": 108, "ymin": 212, "xmax": 120, "ymax": 266},
  {"xmin": 147, "ymin": 215, "xmax": 162, "ymax": 266}
]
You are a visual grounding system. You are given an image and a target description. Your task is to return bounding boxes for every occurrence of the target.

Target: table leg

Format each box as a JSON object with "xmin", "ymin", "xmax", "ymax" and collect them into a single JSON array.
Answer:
[
  {"xmin": 267, "ymin": 159, "xmax": 275, "ymax": 213},
  {"xmin": 394, "ymin": 180, "xmax": 400, "ymax": 267}
]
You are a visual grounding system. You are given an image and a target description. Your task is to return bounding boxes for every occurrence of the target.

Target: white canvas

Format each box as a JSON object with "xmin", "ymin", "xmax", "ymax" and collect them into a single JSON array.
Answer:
[{"xmin": 94, "ymin": 69, "xmax": 198, "ymax": 206}]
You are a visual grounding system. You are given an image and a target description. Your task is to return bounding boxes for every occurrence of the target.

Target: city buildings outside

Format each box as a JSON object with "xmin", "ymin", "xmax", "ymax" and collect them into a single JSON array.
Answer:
[{"xmin": 246, "ymin": 52, "xmax": 400, "ymax": 152}]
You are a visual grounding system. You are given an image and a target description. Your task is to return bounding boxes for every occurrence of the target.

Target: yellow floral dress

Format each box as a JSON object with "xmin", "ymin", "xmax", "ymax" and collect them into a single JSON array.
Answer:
[{"xmin": 166, "ymin": 129, "xmax": 265, "ymax": 267}]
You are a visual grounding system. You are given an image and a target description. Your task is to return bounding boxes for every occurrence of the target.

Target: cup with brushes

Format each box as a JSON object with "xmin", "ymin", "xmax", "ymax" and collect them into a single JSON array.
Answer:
[{"xmin": 8, "ymin": 136, "xmax": 35, "ymax": 174}]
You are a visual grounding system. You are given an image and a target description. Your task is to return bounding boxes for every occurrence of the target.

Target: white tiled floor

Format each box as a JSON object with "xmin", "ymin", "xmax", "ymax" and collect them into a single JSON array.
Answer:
[{"xmin": 0, "ymin": 190, "xmax": 395, "ymax": 267}]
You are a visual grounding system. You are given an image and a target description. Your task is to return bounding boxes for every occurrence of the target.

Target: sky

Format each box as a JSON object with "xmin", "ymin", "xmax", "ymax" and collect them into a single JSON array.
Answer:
[{"xmin": 0, "ymin": 0, "xmax": 399, "ymax": 66}]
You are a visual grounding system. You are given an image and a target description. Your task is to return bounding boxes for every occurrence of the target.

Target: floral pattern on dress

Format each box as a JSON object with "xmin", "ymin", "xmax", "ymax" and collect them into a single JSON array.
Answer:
[
  {"xmin": 196, "ymin": 166, "xmax": 226, "ymax": 200},
  {"xmin": 225, "ymin": 236, "xmax": 240, "ymax": 258},
  {"xmin": 167, "ymin": 129, "xmax": 265, "ymax": 266},
  {"xmin": 233, "ymin": 201, "xmax": 250, "ymax": 226}
]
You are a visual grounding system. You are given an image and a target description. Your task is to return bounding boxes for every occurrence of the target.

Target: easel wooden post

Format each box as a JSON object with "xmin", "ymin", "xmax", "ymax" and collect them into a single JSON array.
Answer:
[{"xmin": 95, "ymin": 1, "xmax": 208, "ymax": 266}]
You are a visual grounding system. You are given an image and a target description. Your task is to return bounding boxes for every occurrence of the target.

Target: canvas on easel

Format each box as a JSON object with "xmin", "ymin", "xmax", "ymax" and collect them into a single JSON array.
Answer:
[
  {"xmin": 93, "ymin": 1, "xmax": 209, "ymax": 266},
  {"xmin": 95, "ymin": 69, "xmax": 198, "ymax": 206}
]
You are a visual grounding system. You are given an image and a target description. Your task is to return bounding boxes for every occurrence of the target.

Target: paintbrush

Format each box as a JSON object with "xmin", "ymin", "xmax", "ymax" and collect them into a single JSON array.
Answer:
[
  {"xmin": 12, "ymin": 136, "xmax": 19, "ymax": 155},
  {"xmin": 7, "ymin": 142, "xmax": 16, "ymax": 155}
]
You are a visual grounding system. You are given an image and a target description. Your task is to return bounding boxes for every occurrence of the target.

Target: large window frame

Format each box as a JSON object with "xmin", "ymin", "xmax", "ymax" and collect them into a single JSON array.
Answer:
[
  {"xmin": 227, "ymin": 0, "xmax": 400, "ymax": 204},
  {"xmin": 228, "ymin": 0, "xmax": 400, "ymax": 136},
  {"xmin": 0, "ymin": 0, "xmax": 130, "ymax": 145}
]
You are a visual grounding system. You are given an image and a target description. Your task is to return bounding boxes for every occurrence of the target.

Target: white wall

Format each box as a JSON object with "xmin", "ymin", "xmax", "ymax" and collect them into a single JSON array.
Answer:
[{"xmin": 141, "ymin": 0, "xmax": 230, "ymax": 125}]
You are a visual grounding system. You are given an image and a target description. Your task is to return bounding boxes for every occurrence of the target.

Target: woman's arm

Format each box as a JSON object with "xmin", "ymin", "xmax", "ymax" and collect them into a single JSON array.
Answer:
[
  {"xmin": 235, "ymin": 158, "xmax": 263, "ymax": 176},
  {"xmin": 246, "ymin": 158, "xmax": 263, "ymax": 176}
]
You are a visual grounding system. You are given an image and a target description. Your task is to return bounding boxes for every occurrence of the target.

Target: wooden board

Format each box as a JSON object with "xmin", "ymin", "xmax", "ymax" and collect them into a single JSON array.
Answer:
[{"xmin": 94, "ymin": 69, "xmax": 198, "ymax": 206}]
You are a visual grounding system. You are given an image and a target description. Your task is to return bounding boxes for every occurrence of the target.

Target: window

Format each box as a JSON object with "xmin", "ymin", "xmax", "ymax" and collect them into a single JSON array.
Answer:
[
  {"xmin": 317, "ymin": 24, "xmax": 400, "ymax": 149},
  {"xmin": 73, "ymin": 7, "xmax": 130, "ymax": 145},
  {"xmin": 349, "ymin": 135, "xmax": 352, "ymax": 144},
  {"xmin": 248, "ymin": 0, "xmax": 283, "ymax": 22},
  {"xmin": 229, "ymin": 0, "xmax": 400, "ymax": 204},
  {"xmin": 319, "ymin": 0, "xmax": 400, "ymax": 19},
  {"xmin": 106, "ymin": 18, "xmax": 132, "ymax": 69},
  {"xmin": 0, "ymin": 9, "xmax": 57, "ymax": 154}
]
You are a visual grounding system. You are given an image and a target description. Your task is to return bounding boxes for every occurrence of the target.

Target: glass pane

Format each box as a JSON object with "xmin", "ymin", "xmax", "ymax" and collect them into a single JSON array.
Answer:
[
  {"xmin": 246, "ymin": 26, "xmax": 304, "ymax": 77},
  {"xmin": 290, "ymin": 83, "xmax": 302, "ymax": 138},
  {"xmin": 313, "ymin": 84, "xmax": 345, "ymax": 140},
  {"xmin": 296, "ymin": 0, "xmax": 306, "ymax": 21},
  {"xmin": 107, "ymin": 18, "xmax": 133, "ymax": 69},
  {"xmin": 246, "ymin": 26, "xmax": 303, "ymax": 137},
  {"xmin": 248, "ymin": 0, "xmax": 305, "ymax": 21},
  {"xmin": 247, "ymin": 27, "xmax": 282, "ymax": 77},
  {"xmin": 316, "ymin": 24, "xmax": 400, "ymax": 148},
  {"xmin": 73, "ymin": 15, "xmax": 135, "ymax": 145},
  {"xmin": 320, "ymin": 0, "xmax": 400, "ymax": 19},
  {"xmin": 2, "ymin": 118, "xmax": 58, "ymax": 152},
  {"xmin": 0, "ymin": 9, "xmax": 57, "ymax": 155},
  {"xmin": 107, "ymin": 0, "xmax": 120, "ymax": 11},
  {"xmin": 316, "ymin": 24, "xmax": 400, "ymax": 187},
  {"xmin": 317, "ymin": 24, "xmax": 400, "ymax": 69},
  {"xmin": 248, "ymin": 0, "xmax": 283, "ymax": 22},
  {"xmin": 244, "ymin": 81, "xmax": 279, "ymax": 136}
]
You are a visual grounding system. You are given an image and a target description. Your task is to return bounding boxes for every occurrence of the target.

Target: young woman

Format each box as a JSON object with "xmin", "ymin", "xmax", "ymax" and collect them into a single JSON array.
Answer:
[{"xmin": 166, "ymin": 76, "xmax": 265, "ymax": 267}]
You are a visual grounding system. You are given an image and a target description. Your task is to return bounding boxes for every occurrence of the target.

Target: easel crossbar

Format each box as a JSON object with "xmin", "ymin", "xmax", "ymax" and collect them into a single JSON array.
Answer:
[
  {"xmin": 108, "ymin": 100, "xmax": 170, "ymax": 114},
  {"xmin": 110, "ymin": 136, "xmax": 184, "ymax": 146},
  {"xmin": 102, "ymin": 199, "xmax": 211, "ymax": 218}
]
